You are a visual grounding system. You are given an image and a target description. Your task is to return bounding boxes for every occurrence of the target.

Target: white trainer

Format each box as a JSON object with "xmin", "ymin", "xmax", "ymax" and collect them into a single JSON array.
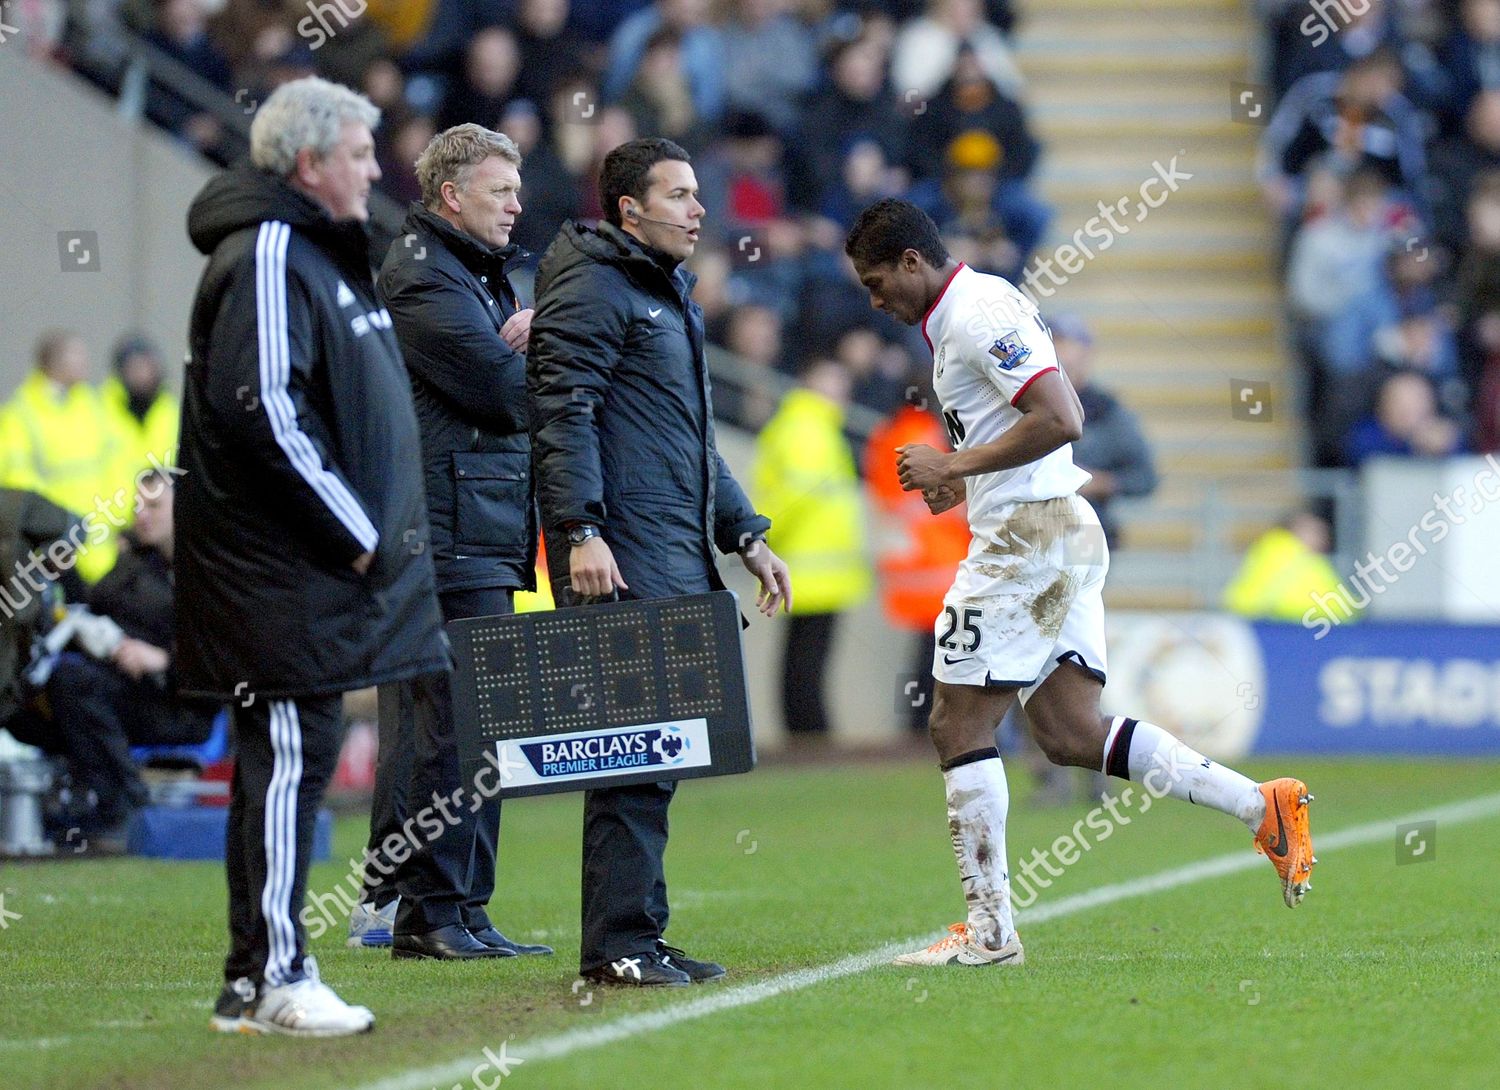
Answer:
[
  {"xmin": 242, "ymin": 960, "xmax": 374, "ymax": 1038},
  {"xmin": 347, "ymin": 897, "xmax": 398, "ymax": 948},
  {"xmin": 892, "ymin": 923, "xmax": 1025, "ymax": 968}
]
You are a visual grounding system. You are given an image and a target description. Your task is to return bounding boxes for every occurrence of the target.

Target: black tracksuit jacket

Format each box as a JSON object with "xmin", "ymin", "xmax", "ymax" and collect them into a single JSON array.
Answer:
[{"xmin": 175, "ymin": 164, "xmax": 448, "ymax": 700}]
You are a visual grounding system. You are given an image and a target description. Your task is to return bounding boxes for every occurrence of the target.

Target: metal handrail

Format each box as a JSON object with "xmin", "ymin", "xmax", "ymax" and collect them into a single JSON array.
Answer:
[
  {"xmin": 1110, "ymin": 466, "xmax": 1362, "ymax": 601},
  {"xmin": 106, "ymin": 26, "xmax": 406, "ymax": 242}
]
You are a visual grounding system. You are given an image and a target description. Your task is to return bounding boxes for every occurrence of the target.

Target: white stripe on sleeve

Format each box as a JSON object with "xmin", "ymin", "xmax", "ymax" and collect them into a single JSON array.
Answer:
[{"xmin": 254, "ymin": 221, "xmax": 380, "ymax": 552}]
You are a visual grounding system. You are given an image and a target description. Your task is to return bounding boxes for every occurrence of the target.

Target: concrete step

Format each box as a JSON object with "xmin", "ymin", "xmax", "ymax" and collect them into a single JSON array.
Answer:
[
  {"xmin": 1022, "ymin": 9, "xmax": 1247, "ymax": 39},
  {"xmin": 1053, "ymin": 279, "xmax": 1280, "ymax": 309},
  {"xmin": 1047, "ymin": 249, "xmax": 1272, "ymax": 274},
  {"xmin": 1040, "ymin": 146, "xmax": 1256, "ymax": 174},
  {"xmin": 1135, "ymin": 422, "xmax": 1289, "ymax": 452},
  {"xmin": 1113, "ymin": 361, "xmax": 1287, "ymax": 382},
  {"xmin": 1032, "ymin": 289, "xmax": 1278, "ymax": 323},
  {"xmin": 1102, "ymin": 583, "xmax": 1203, "ymax": 610},
  {"xmin": 1030, "ymin": 117, "xmax": 1256, "ymax": 143},
  {"xmin": 1041, "ymin": 179, "xmax": 1262, "ymax": 205},
  {"xmin": 1040, "ymin": 219, "xmax": 1266, "ymax": 251},
  {"xmin": 1147, "ymin": 474, "xmax": 1311, "ymax": 505},
  {"xmin": 1070, "ymin": 313, "xmax": 1275, "ymax": 339},
  {"xmin": 1032, "ymin": 79, "xmax": 1254, "ymax": 110},
  {"xmin": 1112, "ymin": 515, "xmax": 1276, "ymax": 551},
  {"xmin": 1156, "ymin": 449, "xmax": 1292, "ymax": 472},
  {"xmin": 1110, "ymin": 383, "xmax": 1284, "ymax": 419},
  {"xmin": 1019, "ymin": 53, "xmax": 1243, "ymax": 80},
  {"xmin": 1026, "ymin": 0, "xmax": 1241, "ymax": 14}
]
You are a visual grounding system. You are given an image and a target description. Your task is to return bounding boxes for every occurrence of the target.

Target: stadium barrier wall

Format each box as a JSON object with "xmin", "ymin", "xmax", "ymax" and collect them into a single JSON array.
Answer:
[
  {"xmin": 1361, "ymin": 455, "xmax": 1500, "ymax": 622},
  {"xmin": 1102, "ymin": 612, "xmax": 1500, "ymax": 758}
]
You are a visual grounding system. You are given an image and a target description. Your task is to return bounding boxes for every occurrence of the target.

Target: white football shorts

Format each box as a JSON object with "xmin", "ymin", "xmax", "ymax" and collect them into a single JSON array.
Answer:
[{"xmin": 931, "ymin": 493, "xmax": 1108, "ymax": 702}]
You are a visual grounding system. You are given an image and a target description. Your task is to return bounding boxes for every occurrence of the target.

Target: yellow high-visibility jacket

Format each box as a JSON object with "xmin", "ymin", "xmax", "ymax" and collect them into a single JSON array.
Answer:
[
  {"xmin": 1223, "ymin": 526, "xmax": 1348, "ymax": 623},
  {"xmin": 752, "ymin": 388, "xmax": 873, "ymax": 615},
  {"xmin": 99, "ymin": 376, "xmax": 180, "ymax": 500},
  {"xmin": 0, "ymin": 372, "xmax": 129, "ymax": 581}
]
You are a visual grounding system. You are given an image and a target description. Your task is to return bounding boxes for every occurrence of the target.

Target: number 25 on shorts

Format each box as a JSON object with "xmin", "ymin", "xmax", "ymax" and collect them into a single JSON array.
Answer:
[{"xmin": 938, "ymin": 605, "xmax": 982, "ymax": 654}]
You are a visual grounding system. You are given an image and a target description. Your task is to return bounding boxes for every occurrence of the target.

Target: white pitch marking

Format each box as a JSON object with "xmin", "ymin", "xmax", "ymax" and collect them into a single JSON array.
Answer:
[{"xmin": 354, "ymin": 790, "xmax": 1500, "ymax": 1090}]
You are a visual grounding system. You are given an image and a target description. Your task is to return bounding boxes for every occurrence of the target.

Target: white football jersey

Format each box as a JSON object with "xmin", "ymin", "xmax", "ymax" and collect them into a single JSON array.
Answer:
[{"xmin": 923, "ymin": 263, "xmax": 1091, "ymax": 532}]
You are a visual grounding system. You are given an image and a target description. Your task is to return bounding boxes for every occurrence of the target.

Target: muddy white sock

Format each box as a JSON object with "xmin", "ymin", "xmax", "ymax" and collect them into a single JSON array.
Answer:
[
  {"xmin": 941, "ymin": 748, "xmax": 1016, "ymax": 948},
  {"xmin": 1102, "ymin": 717, "xmax": 1264, "ymax": 830}
]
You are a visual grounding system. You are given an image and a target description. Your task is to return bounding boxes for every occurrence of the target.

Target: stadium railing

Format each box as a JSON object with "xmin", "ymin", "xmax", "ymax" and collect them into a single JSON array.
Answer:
[{"xmin": 73, "ymin": 21, "xmax": 407, "ymax": 250}]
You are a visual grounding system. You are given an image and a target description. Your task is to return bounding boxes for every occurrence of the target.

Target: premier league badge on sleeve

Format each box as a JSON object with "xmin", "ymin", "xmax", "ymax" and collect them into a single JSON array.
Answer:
[{"xmin": 988, "ymin": 333, "xmax": 1032, "ymax": 371}]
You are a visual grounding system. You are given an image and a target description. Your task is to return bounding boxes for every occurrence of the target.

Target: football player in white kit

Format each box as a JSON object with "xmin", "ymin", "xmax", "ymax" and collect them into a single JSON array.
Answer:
[{"xmin": 845, "ymin": 200, "xmax": 1316, "ymax": 967}]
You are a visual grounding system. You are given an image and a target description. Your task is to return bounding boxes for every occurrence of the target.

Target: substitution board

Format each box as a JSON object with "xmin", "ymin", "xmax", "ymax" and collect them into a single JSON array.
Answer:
[{"xmin": 448, "ymin": 590, "xmax": 754, "ymax": 798}]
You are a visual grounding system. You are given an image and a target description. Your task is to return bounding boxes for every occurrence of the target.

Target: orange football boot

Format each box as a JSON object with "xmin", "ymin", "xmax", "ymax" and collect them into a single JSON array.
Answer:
[{"xmin": 1253, "ymin": 778, "xmax": 1316, "ymax": 907}]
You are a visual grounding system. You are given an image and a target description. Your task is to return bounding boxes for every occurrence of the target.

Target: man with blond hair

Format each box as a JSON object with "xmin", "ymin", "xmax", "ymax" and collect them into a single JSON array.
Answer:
[
  {"xmin": 178, "ymin": 76, "xmax": 447, "ymax": 1036},
  {"xmin": 349, "ymin": 122, "xmax": 552, "ymax": 961}
]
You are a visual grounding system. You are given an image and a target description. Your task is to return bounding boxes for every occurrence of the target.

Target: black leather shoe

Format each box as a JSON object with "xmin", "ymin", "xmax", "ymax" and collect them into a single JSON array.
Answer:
[
  {"xmin": 392, "ymin": 924, "xmax": 514, "ymax": 960},
  {"xmin": 469, "ymin": 927, "xmax": 554, "ymax": 956},
  {"xmin": 659, "ymin": 942, "xmax": 726, "ymax": 982},
  {"xmin": 582, "ymin": 950, "xmax": 691, "ymax": 987}
]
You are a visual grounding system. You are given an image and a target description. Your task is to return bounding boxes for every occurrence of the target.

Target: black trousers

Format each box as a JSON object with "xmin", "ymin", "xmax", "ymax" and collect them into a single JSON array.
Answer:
[
  {"xmin": 224, "ymin": 693, "xmax": 343, "ymax": 987},
  {"xmin": 544, "ymin": 578, "xmax": 684, "ymax": 973},
  {"xmin": 580, "ymin": 777, "xmax": 677, "ymax": 971},
  {"xmin": 44, "ymin": 654, "xmax": 213, "ymax": 826},
  {"xmin": 379, "ymin": 587, "xmax": 512, "ymax": 934},
  {"xmin": 780, "ymin": 612, "xmax": 838, "ymax": 735}
]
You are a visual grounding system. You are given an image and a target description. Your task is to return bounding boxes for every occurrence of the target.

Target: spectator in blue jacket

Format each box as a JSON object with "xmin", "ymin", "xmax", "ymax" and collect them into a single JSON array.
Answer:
[{"xmin": 604, "ymin": 0, "xmax": 726, "ymax": 124}]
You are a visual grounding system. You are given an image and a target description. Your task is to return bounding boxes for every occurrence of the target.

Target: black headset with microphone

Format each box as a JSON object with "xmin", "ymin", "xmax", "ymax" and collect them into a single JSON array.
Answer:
[{"xmin": 627, "ymin": 205, "xmax": 696, "ymax": 232}]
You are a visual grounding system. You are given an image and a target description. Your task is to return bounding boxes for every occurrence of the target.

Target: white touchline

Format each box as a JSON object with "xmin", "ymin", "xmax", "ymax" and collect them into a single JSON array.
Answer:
[{"xmin": 354, "ymin": 790, "xmax": 1500, "ymax": 1090}]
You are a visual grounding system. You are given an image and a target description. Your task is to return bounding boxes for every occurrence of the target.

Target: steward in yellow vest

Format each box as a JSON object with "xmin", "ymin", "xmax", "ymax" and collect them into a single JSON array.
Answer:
[
  {"xmin": 100, "ymin": 334, "xmax": 181, "ymax": 506},
  {"xmin": 0, "ymin": 333, "xmax": 129, "ymax": 583}
]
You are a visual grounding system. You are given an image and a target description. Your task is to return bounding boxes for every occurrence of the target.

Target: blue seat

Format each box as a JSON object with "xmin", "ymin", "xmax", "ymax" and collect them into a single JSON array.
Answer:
[
  {"xmin": 128, "ymin": 805, "xmax": 334, "ymax": 861},
  {"xmin": 130, "ymin": 707, "xmax": 230, "ymax": 771}
]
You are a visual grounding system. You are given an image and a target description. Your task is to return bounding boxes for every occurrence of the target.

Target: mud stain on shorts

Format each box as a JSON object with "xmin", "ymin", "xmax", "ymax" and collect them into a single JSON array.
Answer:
[
  {"xmin": 1030, "ymin": 572, "xmax": 1077, "ymax": 642},
  {"xmin": 973, "ymin": 560, "xmax": 1022, "ymax": 580},
  {"xmin": 985, "ymin": 496, "xmax": 1083, "ymax": 557}
]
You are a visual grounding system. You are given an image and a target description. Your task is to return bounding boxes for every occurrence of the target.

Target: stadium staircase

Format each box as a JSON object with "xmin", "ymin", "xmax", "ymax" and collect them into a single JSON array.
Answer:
[{"xmin": 1016, "ymin": 0, "xmax": 1296, "ymax": 608}]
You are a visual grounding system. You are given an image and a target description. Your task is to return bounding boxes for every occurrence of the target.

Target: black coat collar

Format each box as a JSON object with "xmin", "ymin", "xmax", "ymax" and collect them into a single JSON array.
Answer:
[
  {"xmin": 406, "ymin": 204, "xmax": 523, "ymax": 278},
  {"xmin": 595, "ymin": 221, "xmax": 699, "ymax": 299}
]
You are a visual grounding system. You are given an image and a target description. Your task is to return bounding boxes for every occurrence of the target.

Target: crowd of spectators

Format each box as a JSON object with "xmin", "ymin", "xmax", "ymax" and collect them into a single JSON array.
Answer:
[
  {"xmin": 1258, "ymin": 0, "xmax": 1500, "ymax": 466},
  {"xmin": 30, "ymin": 0, "xmax": 1043, "ymax": 438},
  {"xmin": 23, "ymin": 3, "xmax": 1500, "ymax": 472}
]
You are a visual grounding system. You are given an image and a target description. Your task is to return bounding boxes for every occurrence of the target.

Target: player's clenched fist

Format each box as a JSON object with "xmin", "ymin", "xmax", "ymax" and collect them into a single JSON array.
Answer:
[
  {"xmin": 896, "ymin": 442, "xmax": 953, "ymax": 493},
  {"xmin": 923, "ymin": 481, "xmax": 964, "ymax": 515}
]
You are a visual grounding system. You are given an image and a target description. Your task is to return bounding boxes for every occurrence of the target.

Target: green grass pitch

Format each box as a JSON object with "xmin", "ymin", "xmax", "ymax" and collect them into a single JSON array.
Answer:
[{"xmin": 3, "ymin": 757, "xmax": 1497, "ymax": 1089}]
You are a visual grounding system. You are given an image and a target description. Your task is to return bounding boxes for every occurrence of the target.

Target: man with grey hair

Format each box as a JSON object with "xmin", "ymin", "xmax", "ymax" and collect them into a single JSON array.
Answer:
[
  {"xmin": 347, "ymin": 122, "xmax": 551, "ymax": 961},
  {"xmin": 177, "ymin": 76, "xmax": 448, "ymax": 1035}
]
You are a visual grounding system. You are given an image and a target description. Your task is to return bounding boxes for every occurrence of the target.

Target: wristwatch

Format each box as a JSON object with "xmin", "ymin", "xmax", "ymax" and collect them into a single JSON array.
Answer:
[{"xmin": 567, "ymin": 523, "xmax": 600, "ymax": 547}]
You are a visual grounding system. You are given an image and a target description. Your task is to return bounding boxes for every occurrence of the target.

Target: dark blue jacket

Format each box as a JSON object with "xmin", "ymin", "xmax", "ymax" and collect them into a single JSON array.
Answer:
[
  {"xmin": 379, "ymin": 205, "xmax": 537, "ymax": 594},
  {"xmin": 528, "ymin": 221, "xmax": 769, "ymax": 600}
]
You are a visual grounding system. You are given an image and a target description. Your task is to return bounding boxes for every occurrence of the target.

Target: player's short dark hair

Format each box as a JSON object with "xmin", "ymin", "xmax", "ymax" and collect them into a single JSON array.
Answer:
[
  {"xmin": 599, "ymin": 137, "xmax": 691, "ymax": 228},
  {"xmin": 844, "ymin": 198, "xmax": 949, "ymax": 270}
]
